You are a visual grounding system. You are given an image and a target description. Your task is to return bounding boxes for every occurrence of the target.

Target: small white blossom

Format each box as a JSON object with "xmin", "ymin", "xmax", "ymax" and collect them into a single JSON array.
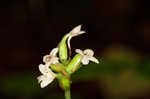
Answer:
[
  {"xmin": 37, "ymin": 48, "xmax": 58, "ymax": 88},
  {"xmin": 67, "ymin": 25, "xmax": 86, "ymax": 52},
  {"xmin": 37, "ymin": 64, "xmax": 56, "ymax": 88},
  {"xmin": 69, "ymin": 25, "xmax": 86, "ymax": 37},
  {"xmin": 75, "ymin": 49, "xmax": 99, "ymax": 65},
  {"xmin": 43, "ymin": 48, "xmax": 59, "ymax": 66}
]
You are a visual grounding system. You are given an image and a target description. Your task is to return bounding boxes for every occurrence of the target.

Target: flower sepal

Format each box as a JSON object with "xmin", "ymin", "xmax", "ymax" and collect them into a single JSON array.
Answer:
[
  {"xmin": 50, "ymin": 62, "xmax": 65, "ymax": 73},
  {"xmin": 58, "ymin": 34, "xmax": 70, "ymax": 64},
  {"xmin": 66, "ymin": 54, "xmax": 82, "ymax": 74}
]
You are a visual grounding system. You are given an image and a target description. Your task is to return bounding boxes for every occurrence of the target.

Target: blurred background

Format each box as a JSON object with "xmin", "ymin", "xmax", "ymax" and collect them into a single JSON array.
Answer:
[{"xmin": 0, "ymin": 0, "xmax": 150, "ymax": 99}]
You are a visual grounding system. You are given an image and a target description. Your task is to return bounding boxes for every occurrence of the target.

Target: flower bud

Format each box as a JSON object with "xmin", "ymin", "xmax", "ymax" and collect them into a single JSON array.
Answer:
[
  {"xmin": 66, "ymin": 54, "xmax": 81, "ymax": 74},
  {"xmin": 58, "ymin": 34, "xmax": 70, "ymax": 63}
]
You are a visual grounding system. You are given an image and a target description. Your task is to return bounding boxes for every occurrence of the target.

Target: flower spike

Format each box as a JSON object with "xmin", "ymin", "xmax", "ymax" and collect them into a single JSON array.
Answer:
[{"xmin": 36, "ymin": 25, "xmax": 100, "ymax": 99}]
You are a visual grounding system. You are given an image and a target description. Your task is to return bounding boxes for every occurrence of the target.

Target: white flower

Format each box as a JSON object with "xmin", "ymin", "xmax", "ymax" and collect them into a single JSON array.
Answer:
[
  {"xmin": 37, "ymin": 48, "xmax": 58, "ymax": 88},
  {"xmin": 67, "ymin": 25, "xmax": 86, "ymax": 53},
  {"xmin": 75, "ymin": 49, "xmax": 99, "ymax": 65},
  {"xmin": 43, "ymin": 48, "xmax": 59, "ymax": 66},
  {"xmin": 37, "ymin": 64, "xmax": 56, "ymax": 88},
  {"xmin": 69, "ymin": 25, "xmax": 86, "ymax": 37}
]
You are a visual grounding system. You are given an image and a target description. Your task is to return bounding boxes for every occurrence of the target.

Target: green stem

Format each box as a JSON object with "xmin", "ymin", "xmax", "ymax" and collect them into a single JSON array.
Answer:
[{"xmin": 65, "ymin": 88, "xmax": 71, "ymax": 99}]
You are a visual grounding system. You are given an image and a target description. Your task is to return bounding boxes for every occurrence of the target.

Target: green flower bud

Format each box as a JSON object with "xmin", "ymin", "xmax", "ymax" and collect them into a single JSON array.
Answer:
[
  {"xmin": 58, "ymin": 34, "xmax": 70, "ymax": 63},
  {"xmin": 50, "ymin": 62, "xmax": 65, "ymax": 73},
  {"xmin": 66, "ymin": 54, "xmax": 81, "ymax": 74}
]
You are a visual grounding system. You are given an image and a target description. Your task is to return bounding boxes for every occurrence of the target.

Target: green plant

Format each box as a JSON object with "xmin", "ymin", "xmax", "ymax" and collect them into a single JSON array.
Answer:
[{"xmin": 36, "ymin": 25, "xmax": 99, "ymax": 99}]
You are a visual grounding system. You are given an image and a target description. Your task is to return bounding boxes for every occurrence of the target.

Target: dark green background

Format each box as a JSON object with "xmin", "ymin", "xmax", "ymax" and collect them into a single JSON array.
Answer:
[{"xmin": 0, "ymin": 0, "xmax": 150, "ymax": 99}]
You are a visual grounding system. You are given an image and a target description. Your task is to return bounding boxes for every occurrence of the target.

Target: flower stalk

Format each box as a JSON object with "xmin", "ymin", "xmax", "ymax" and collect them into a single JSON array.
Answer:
[{"xmin": 65, "ymin": 88, "xmax": 71, "ymax": 99}]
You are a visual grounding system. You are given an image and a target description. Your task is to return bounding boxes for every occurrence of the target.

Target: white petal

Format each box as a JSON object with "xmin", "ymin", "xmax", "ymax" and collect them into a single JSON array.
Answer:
[
  {"xmin": 37, "ymin": 72, "xmax": 56, "ymax": 88},
  {"xmin": 37, "ymin": 75, "xmax": 43, "ymax": 83},
  {"xmin": 75, "ymin": 49, "xmax": 84, "ymax": 55},
  {"xmin": 84, "ymin": 49, "xmax": 94, "ymax": 57},
  {"xmin": 50, "ymin": 48, "xmax": 58, "ymax": 56},
  {"xmin": 70, "ymin": 25, "xmax": 82, "ymax": 34},
  {"xmin": 47, "ymin": 71, "xmax": 56, "ymax": 79},
  {"xmin": 81, "ymin": 56, "xmax": 89, "ymax": 65},
  {"xmin": 50, "ymin": 57, "xmax": 59, "ymax": 64},
  {"xmin": 40, "ymin": 79, "xmax": 51, "ymax": 88},
  {"xmin": 40, "ymin": 74, "xmax": 55, "ymax": 88},
  {"xmin": 89, "ymin": 56, "xmax": 99, "ymax": 64},
  {"xmin": 71, "ymin": 31, "xmax": 86, "ymax": 37},
  {"xmin": 37, "ymin": 75, "xmax": 48, "ymax": 84},
  {"xmin": 39, "ymin": 64, "xmax": 50, "ymax": 74},
  {"xmin": 78, "ymin": 31, "xmax": 86, "ymax": 35}
]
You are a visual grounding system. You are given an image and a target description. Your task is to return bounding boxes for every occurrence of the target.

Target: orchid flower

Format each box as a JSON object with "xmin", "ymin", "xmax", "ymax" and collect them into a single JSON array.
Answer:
[
  {"xmin": 37, "ymin": 64, "xmax": 56, "ymax": 88},
  {"xmin": 67, "ymin": 25, "xmax": 86, "ymax": 56},
  {"xmin": 75, "ymin": 49, "xmax": 99, "ymax": 65}
]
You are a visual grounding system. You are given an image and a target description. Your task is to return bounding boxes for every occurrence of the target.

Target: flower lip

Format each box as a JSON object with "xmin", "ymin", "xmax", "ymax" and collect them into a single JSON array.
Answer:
[
  {"xmin": 37, "ymin": 73, "xmax": 55, "ymax": 88},
  {"xmin": 37, "ymin": 64, "xmax": 56, "ymax": 88}
]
